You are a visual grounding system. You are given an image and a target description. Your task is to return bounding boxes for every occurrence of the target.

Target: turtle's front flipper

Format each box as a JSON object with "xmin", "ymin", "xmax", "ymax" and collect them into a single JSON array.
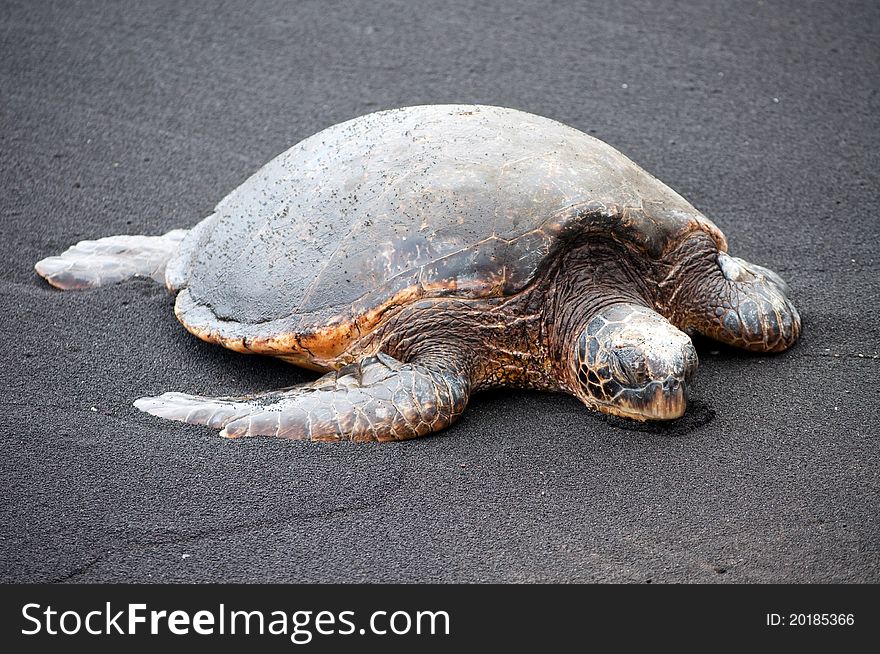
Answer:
[
  {"xmin": 35, "ymin": 229, "xmax": 188, "ymax": 290},
  {"xmin": 665, "ymin": 233, "xmax": 801, "ymax": 353},
  {"xmin": 134, "ymin": 353, "xmax": 471, "ymax": 442}
]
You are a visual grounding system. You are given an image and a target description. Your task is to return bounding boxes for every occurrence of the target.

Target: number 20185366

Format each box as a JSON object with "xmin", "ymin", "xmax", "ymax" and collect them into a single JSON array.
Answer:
[{"xmin": 766, "ymin": 614, "xmax": 854, "ymax": 627}]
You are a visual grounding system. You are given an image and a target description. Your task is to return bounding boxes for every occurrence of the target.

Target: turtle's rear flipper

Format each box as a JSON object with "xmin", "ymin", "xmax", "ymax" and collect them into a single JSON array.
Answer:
[
  {"xmin": 134, "ymin": 353, "xmax": 471, "ymax": 442},
  {"xmin": 35, "ymin": 229, "xmax": 188, "ymax": 290}
]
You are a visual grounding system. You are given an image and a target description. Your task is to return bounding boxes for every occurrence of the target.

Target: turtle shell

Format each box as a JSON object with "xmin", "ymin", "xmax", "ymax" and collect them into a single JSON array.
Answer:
[{"xmin": 171, "ymin": 105, "xmax": 726, "ymax": 369}]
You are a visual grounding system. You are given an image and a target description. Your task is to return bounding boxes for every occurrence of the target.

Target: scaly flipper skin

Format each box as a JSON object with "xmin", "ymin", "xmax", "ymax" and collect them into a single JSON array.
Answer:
[
  {"xmin": 134, "ymin": 353, "xmax": 471, "ymax": 441},
  {"xmin": 34, "ymin": 230, "xmax": 188, "ymax": 290},
  {"xmin": 662, "ymin": 233, "xmax": 801, "ymax": 353}
]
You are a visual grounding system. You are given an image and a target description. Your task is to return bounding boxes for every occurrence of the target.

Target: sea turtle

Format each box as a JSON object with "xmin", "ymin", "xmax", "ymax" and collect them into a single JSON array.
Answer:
[{"xmin": 35, "ymin": 105, "xmax": 800, "ymax": 441}]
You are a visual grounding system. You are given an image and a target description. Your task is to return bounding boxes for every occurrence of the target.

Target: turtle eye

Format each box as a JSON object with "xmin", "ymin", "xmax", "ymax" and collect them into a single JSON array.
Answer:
[{"xmin": 610, "ymin": 347, "xmax": 649, "ymax": 386}]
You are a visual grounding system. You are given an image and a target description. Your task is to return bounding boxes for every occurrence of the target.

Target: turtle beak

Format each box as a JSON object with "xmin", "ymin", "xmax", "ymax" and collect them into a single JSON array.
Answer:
[
  {"xmin": 586, "ymin": 340, "xmax": 698, "ymax": 422},
  {"xmin": 610, "ymin": 376, "xmax": 690, "ymax": 421}
]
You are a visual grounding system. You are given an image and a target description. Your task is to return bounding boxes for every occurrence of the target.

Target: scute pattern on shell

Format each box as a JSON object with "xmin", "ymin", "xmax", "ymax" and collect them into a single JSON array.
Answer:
[{"xmin": 170, "ymin": 105, "xmax": 725, "ymax": 367}]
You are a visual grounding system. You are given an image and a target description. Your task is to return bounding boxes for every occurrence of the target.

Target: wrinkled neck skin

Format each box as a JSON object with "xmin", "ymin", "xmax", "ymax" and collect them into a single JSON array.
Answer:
[{"xmin": 542, "ymin": 237, "xmax": 660, "ymax": 392}]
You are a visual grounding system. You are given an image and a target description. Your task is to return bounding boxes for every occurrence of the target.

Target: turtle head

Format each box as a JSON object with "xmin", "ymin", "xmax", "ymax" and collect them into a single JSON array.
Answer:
[{"xmin": 571, "ymin": 303, "xmax": 698, "ymax": 421}]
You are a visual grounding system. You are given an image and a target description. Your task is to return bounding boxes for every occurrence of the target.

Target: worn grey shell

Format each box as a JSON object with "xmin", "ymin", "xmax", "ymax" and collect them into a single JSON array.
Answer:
[{"xmin": 169, "ymin": 105, "xmax": 725, "ymax": 367}]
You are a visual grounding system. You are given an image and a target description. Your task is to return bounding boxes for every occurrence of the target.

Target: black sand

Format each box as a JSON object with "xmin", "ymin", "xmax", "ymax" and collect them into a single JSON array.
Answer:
[{"xmin": 1, "ymin": 0, "xmax": 877, "ymax": 582}]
